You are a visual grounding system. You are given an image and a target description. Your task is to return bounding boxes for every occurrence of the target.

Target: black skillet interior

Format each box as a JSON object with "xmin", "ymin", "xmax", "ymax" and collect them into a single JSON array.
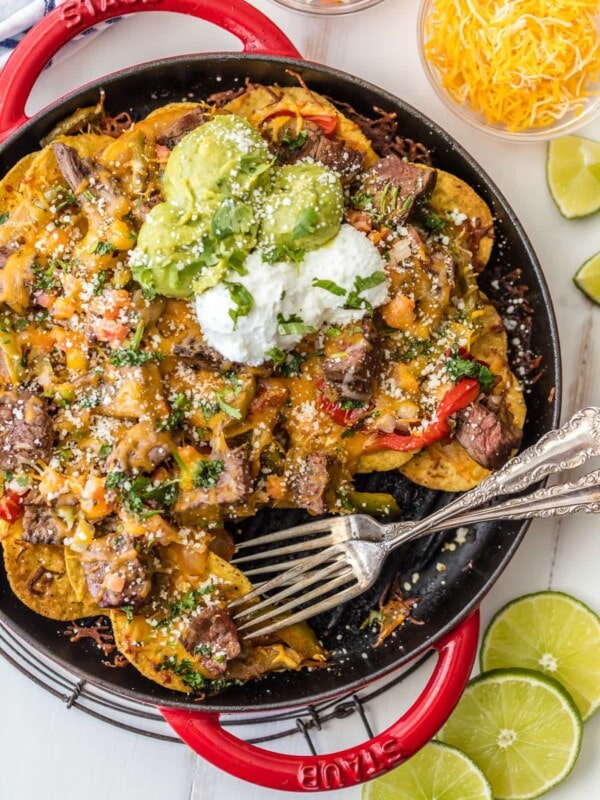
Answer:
[{"xmin": 0, "ymin": 55, "xmax": 561, "ymax": 713}]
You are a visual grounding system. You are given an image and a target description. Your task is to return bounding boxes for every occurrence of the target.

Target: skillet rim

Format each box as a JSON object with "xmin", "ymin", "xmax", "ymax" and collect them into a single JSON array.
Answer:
[{"xmin": 0, "ymin": 52, "xmax": 562, "ymax": 713}]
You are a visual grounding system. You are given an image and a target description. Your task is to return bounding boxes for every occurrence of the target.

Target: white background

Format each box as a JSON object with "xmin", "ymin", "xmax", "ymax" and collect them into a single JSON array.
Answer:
[{"xmin": 1, "ymin": 1, "xmax": 599, "ymax": 798}]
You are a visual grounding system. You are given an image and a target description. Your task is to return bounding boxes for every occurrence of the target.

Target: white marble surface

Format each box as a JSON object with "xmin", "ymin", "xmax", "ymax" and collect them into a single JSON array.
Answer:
[{"xmin": 1, "ymin": 1, "xmax": 599, "ymax": 798}]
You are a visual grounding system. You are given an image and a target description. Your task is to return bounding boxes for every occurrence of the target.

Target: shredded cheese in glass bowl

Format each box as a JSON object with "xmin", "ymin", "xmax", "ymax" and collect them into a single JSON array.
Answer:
[{"xmin": 418, "ymin": 0, "xmax": 600, "ymax": 140}]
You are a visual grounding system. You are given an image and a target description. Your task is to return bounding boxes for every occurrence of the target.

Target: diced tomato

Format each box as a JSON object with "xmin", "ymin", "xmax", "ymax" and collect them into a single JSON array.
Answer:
[
  {"xmin": 0, "ymin": 490, "xmax": 24, "ymax": 523},
  {"xmin": 364, "ymin": 378, "xmax": 480, "ymax": 453}
]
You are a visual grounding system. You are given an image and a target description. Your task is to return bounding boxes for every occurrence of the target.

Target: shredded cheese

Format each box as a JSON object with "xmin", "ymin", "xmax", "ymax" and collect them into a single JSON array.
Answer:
[{"xmin": 423, "ymin": 0, "xmax": 600, "ymax": 132}]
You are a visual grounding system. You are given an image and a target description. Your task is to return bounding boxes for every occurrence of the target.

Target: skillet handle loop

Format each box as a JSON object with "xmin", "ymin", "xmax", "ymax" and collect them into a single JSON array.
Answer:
[
  {"xmin": 0, "ymin": 0, "xmax": 301, "ymax": 144},
  {"xmin": 160, "ymin": 611, "xmax": 479, "ymax": 792}
]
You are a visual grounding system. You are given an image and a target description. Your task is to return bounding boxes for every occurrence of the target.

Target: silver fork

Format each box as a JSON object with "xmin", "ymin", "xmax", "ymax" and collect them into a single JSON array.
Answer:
[
  {"xmin": 233, "ymin": 406, "xmax": 600, "ymax": 578},
  {"xmin": 230, "ymin": 408, "xmax": 600, "ymax": 638}
]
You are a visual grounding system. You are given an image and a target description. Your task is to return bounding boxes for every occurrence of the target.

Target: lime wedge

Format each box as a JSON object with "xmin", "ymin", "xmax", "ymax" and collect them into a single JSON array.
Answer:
[
  {"xmin": 361, "ymin": 741, "xmax": 492, "ymax": 800},
  {"xmin": 547, "ymin": 135, "xmax": 600, "ymax": 218},
  {"xmin": 438, "ymin": 669, "xmax": 582, "ymax": 800},
  {"xmin": 481, "ymin": 591, "xmax": 600, "ymax": 720},
  {"xmin": 574, "ymin": 251, "xmax": 600, "ymax": 306}
]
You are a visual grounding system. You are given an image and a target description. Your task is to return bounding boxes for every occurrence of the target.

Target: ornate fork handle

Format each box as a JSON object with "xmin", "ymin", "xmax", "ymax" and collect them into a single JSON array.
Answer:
[
  {"xmin": 383, "ymin": 467, "xmax": 600, "ymax": 550},
  {"xmin": 387, "ymin": 407, "xmax": 600, "ymax": 542}
]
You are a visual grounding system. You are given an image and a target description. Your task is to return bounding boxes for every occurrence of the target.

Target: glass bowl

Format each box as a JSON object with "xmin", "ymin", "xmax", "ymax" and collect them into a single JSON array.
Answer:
[
  {"xmin": 417, "ymin": 0, "xmax": 600, "ymax": 141},
  {"xmin": 269, "ymin": 0, "xmax": 386, "ymax": 15}
]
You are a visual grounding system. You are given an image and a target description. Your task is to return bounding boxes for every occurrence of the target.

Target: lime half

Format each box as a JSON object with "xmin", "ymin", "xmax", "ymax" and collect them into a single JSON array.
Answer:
[
  {"xmin": 362, "ymin": 741, "xmax": 492, "ymax": 800},
  {"xmin": 547, "ymin": 135, "xmax": 600, "ymax": 218},
  {"xmin": 574, "ymin": 251, "xmax": 600, "ymax": 306},
  {"xmin": 438, "ymin": 669, "xmax": 582, "ymax": 800},
  {"xmin": 481, "ymin": 591, "xmax": 600, "ymax": 720}
]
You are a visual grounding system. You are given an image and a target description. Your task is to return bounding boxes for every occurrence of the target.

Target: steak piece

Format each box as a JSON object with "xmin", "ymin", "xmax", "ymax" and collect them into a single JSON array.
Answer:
[
  {"xmin": 357, "ymin": 154, "xmax": 437, "ymax": 225},
  {"xmin": 21, "ymin": 505, "xmax": 69, "ymax": 545},
  {"xmin": 288, "ymin": 452, "xmax": 334, "ymax": 516},
  {"xmin": 52, "ymin": 142, "xmax": 127, "ymax": 212},
  {"xmin": 174, "ymin": 447, "xmax": 253, "ymax": 514},
  {"xmin": 173, "ymin": 334, "xmax": 233, "ymax": 372},
  {"xmin": 323, "ymin": 318, "xmax": 379, "ymax": 403},
  {"xmin": 0, "ymin": 242, "xmax": 19, "ymax": 270},
  {"xmin": 157, "ymin": 107, "xmax": 210, "ymax": 149},
  {"xmin": 0, "ymin": 392, "xmax": 54, "ymax": 470},
  {"xmin": 81, "ymin": 531, "xmax": 151, "ymax": 609},
  {"xmin": 181, "ymin": 606, "xmax": 241, "ymax": 675},
  {"xmin": 455, "ymin": 397, "xmax": 523, "ymax": 471},
  {"xmin": 277, "ymin": 121, "xmax": 365, "ymax": 185}
]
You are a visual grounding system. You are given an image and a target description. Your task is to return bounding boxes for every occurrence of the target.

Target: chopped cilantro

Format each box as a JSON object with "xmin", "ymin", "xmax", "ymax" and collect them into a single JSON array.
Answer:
[
  {"xmin": 211, "ymin": 199, "xmax": 254, "ymax": 239},
  {"xmin": 422, "ymin": 211, "xmax": 446, "ymax": 233},
  {"xmin": 78, "ymin": 390, "xmax": 101, "ymax": 409},
  {"xmin": 263, "ymin": 244, "xmax": 305, "ymax": 264},
  {"xmin": 277, "ymin": 312, "xmax": 316, "ymax": 337},
  {"xmin": 292, "ymin": 207, "xmax": 318, "ymax": 240},
  {"xmin": 199, "ymin": 400, "xmax": 220, "ymax": 420},
  {"xmin": 94, "ymin": 241, "xmax": 116, "ymax": 256},
  {"xmin": 339, "ymin": 399, "xmax": 366, "ymax": 410},
  {"xmin": 282, "ymin": 129, "xmax": 308, "ymax": 150},
  {"xmin": 93, "ymin": 269, "xmax": 108, "ymax": 295},
  {"xmin": 120, "ymin": 605, "xmax": 135, "ymax": 623},
  {"xmin": 224, "ymin": 281, "xmax": 254, "ymax": 328},
  {"xmin": 194, "ymin": 644, "xmax": 213, "ymax": 657},
  {"xmin": 98, "ymin": 444, "xmax": 112, "ymax": 460},
  {"xmin": 0, "ymin": 212, "xmax": 8, "ymax": 225},
  {"xmin": 193, "ymin": 459, "xmax": 225, "ymax": 488},
  {"xmin": 312, "ymin": 278, "xmax": 346, "ymax": 297},
  {"xmin": 446, "ymin": 354, "xmax": 494, "ymax": 392},
  {"xmin": 105, "ymin": 471, "xmax": 179, "ymax": 518},
  {"xmin": 55, "ymin": 188, "xmax": 76, "ymax": 212},
  {"xmin": 326, "ymin": 326, "xmax": 342, "ymax": 338},
  {"xmin": 265, "ymin": 347, "xmax": 286, "ymax": 365},
  {"xmin": 215, "ymin": 391, "xmax": 242, "ymax": 420},
  {"xmin": 31, "ymin": 260, "xmax": 59, "ymax": 293},
  {"xmin": 111, "ymin": 349, "xmax": 163, "ymax": 367},
  {"xmin": 159, "ymin": 393, "xmax": 189, "ymax": 432},
  {"xmin": 156, "ymin": 657, "xmax": 207, "ymax": 691},
  {"xmin": 156, "ymin": 585, "xmax": 214, "ymax": 628}
]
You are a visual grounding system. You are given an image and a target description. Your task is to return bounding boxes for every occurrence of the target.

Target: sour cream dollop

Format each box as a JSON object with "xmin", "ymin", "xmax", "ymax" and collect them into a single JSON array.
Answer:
[{"xmin": 195, "ymin": 224, "xmax": 389, "ymax": 365}]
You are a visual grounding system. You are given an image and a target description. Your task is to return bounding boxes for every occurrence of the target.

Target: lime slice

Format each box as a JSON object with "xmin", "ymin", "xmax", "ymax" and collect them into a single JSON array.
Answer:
[
  {"xmin": 481, "ymin": 591, "xmax": 600, "ymax": 720},
  {"xmin": 361, "ymin": 741, "xmax": 492, "ymax": 800},
  {"xmin": 574, "ymin": 250, "xmax": 600, "ymax": 305},
  {"xmin": 546, "ymin": 135, "xmax": 600, "ymax": 218},
  {"xmin": 438, "ymin": 669, "xmax": 582, "ymax": 800}
]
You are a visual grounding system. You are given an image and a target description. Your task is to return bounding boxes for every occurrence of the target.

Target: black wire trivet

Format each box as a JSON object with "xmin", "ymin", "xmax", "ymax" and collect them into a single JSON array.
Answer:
[{"xmin": 0, "ymin": 619, "xmax": 433, "ymax": 750}]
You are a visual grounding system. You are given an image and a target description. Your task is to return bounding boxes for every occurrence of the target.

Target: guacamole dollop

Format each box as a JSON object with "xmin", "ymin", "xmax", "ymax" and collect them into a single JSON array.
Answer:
[{"xmin": 130, "ymin": 113, "xmax": 345, "ymax": 299}]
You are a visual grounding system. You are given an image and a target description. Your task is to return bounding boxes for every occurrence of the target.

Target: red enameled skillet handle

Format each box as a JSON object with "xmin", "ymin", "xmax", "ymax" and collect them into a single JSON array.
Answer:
[
  {"xmin": 0, "ymin": 0, "xmax": 301, "ymax": 144},
  {"xmin": 160, "ymin": 611, "xmax": 480, "ymax": 792}
]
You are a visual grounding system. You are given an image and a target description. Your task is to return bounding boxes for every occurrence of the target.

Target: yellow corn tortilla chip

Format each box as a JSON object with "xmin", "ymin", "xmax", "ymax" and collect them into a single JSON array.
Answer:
[
  {"xmin": 399, "ymin": 302, "xmax": 526, "ymax": 492},
  {"xmin": 430, "ymin": 170, "xmax": 494, "ymax": 268},
  {"xmin": 2, "ymin": 523, "xmax": 100, "ymax": 621},
  {"xmin": 110, "ymin": 551, "xmax": 327, "ymax": 693},
  {"xmin": 224, "ymin": 85, "xmax": 379, "ymax": 165},
  {"xmin": 64, "ymin": 549, "xmax": 102, "ymax": 614}
]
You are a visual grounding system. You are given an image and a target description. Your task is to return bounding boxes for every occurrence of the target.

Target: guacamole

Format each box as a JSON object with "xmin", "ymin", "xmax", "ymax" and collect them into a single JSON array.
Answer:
[{"xmin": 130, "ymin": 113, "xmax": 344, "ymax": 299}]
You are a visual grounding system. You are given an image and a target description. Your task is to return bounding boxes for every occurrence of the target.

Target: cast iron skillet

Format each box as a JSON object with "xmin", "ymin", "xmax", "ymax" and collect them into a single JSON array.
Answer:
[{"xmin": 0, "ymin": 0, "xmax": 561, "ymax": 791}]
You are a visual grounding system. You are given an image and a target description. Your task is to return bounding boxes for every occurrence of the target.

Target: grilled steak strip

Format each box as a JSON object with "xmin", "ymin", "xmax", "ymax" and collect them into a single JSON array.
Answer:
[
  {"xmin": 277, "ymin": 121, "xmax": 365, "ymax": 186},
  {"xmin": 181, "ymin": 606, "xmax": 241, "ymax": 675},
  {"xmin": 357, "ymin": 154, "xmax": 437, "ymax": 225},
  {"xmin": 455, "ymin": 396, "xmax": 523, "ymax": 470},
  {"xmin": 157, "ymin": 107, "xmax": 210, "ymax": 149},
  {"xmin": 288, "ymin": 452, "xmax": 334, "ymax": 516},
  {"xmin": 323, "ymin": 318, "xmax": 379, "ymax": 403},
  {"xmin": 21, "ymin": 505, "xmax": 69, "ymax": 545},
  {"xmin": 81, "ymin": 531, "xmax": 151, "ymax": 609},
  {"xmin": 0, "ymin": 391, "xmax": 53, "ymax": 470},
  {"xmin": 52, "ymin": 142, "xmax": 126, "ymax": 210},
  {"xmin": 173, "ymin": 334, "xmax": 234, "ymax": 372}
]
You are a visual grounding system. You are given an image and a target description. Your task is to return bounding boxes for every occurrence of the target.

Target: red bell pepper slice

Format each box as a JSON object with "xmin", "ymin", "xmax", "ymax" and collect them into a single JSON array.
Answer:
[
  {"xmin": 0, "ymin": 489, "xmax": 25, "ymax": 523},
  {"xmin": 316, "ymin": 386, "xmax": 367, "ymax": 427},
  {"xmin": 365, "ymin": 378, "xmax": 480, "ymax": 453},
  {"xmin": 263, "ymin": 109, "xmax": 338, "ymax": 137}
]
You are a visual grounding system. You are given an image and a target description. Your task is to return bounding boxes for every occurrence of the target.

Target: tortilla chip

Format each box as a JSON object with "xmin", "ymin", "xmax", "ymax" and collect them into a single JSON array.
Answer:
[
  {"xmin": 111, "ymin": 551, "xmax": 327, "ymax": 693},
  {"xmin": 399, "ymin": 301, "xmax": 526, "ymax": 492},
  {"xmin": 2, "ymin": 523, "xmax": 99, "ymax": 620},
  {"xmin": 357, "ymin": 450, "xmax": 416, "ymax": 474},
  {"xmin": 64, "ymin": 549, "xmax": 102, "ymax": 613},
  {"xmin": 224, "ymin": 85, "xmax": 379, "ymax": 165},
  {"xmin": 430, "ymin": 170, "xmax": 494, "ymax": 268}
]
